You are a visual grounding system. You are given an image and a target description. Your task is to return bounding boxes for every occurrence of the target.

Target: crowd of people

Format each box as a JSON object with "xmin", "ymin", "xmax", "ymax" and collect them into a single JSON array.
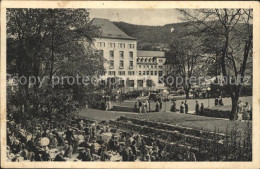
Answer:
[
  {"xmin": 7, "ymin": 113, "xmax": 176, "ymax": 162},
  {"xmin": 237, "ymin": 100, "xmax": 252, "ymax": 120},
  {"xmin": 134, "ymin": 100, "xmax": 161, "ymax": 113}
]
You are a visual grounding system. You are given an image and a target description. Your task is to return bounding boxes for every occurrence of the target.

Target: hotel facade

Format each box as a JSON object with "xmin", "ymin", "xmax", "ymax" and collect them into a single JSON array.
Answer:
[{"xmin": 92, "ymin": 18, "xmax": 167, "ymax": 91}]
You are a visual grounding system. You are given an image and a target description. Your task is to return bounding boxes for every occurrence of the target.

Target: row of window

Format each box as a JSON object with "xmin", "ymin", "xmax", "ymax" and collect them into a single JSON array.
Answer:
[
  {"xmin": 108, "ymin": 71, "xmax": 135, "ymax": 76},
  {"xmin": 109, "ymin": 51, "xmax": 133, "ymax": 60},
  {"xmin": 138, "ymin": 71, "xmax": 163, "ymax": 76},
  {"xmin": 107, "ymin": 71, "xmax": 163, "ymax": 76},
  {"xmin": 97, "ymin": 42, "xmax": 135, "ymax": 49},
  {"xmin": 137, "ymin": 58, "xmax": 164, "ymax": 63},
  {"xmin": 109, "ymin": 60, "xmax": 134, "ymax": 69},
  {"xmin": 138, "ymin": 65, "xmax": 163, "ymax": 69},
  {"xmin": 104, "ymin": 79, "xmax": 162, "ymax": 88}
]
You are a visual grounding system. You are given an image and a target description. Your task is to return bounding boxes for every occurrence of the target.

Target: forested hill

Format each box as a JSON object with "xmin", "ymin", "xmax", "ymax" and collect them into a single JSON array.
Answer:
[{"xmin": 113, "ymin": 21, "xmax": 189, "ymax": 50}]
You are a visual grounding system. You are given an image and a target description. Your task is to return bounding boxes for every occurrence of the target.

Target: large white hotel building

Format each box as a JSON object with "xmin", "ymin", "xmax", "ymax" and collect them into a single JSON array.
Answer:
[{"xmin": 91, "ymin": 18, "xmax": 167, "ymax": 91}]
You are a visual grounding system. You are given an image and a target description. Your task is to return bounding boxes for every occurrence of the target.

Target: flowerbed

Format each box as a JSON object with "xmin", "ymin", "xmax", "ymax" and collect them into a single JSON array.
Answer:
[
  {"xmin": 109, "ymin": 120, "xmax": 224, "ymax": 149},
  {"xmin": 117, "ymin": 116, "xmax": 226, "ymax": 139},
  {"xmin": 201, "ymin": 108, "xmax": 230, "ymax": 119}
]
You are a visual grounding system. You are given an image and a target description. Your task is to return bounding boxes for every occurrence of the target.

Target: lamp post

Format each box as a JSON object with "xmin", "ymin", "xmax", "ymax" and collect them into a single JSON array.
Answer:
[{"xmin": 207, "ymin": 87, "xmax": 211, "ymax": 107}]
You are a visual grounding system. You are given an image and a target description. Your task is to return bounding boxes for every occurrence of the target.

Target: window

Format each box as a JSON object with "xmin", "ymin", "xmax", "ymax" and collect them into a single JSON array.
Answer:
[
  {"xmin": 119, "ymin": 51, "xmax": 124, "ymax": 60},
  {"xmin": 118, "ymin": 71, "xmax": 125, "ymax": 76},
  {"xmin": 155, "ymin": 66, "xmax": 157, "ymax": 68},
  {"xmin": 159, "ymin": 71, "xmax": 163, "ymax": 77},
  {"xmin": 137, "ymin": 58, "xmax": 140, "ymax": 62},
  {"xmin": 108, "ymin": 43, "xmax": 115, "ymax": 48},
  {"xmin": 141, "ymin": 58, "xmax": 143, "ymax": 62},
  {"xmin": 147, "ymin": 71, "xmax": 149, "ymax": 75},
  {"xmin": 129, "ymin": 52, "xmax": 133, "ymax": 60},
  {"xmin": 139, "ymin": 65, "xmax": 141, "ymax": 68},
  {"xmin": 143, "ymin": 71, "xmax": 145, "ymax": 75},
  {"xmin": 151, "ymin": 65, "xmax": 153, "ymax": 69},
  {"xmin": 151, "ymin": 71, "xmax": 153, "ymax": 75},
  {"xmin": 154, "ymin": 71, "xmax": 157, "ymax": 75},
  {"xmin": 159, "ymin": 59, "xmax": 163, "ymax": 63},
  {"xmin": 119, "ymin": 80, "xmax": 125, "ymax": 87},
  {"xmin": 149, "ymin": 58, "xmax": 151, "ymax": 62},
  {"xmin": 119, "ymin": 43, "xmax": 125, "ymax": 48},
  {"xmin": 128, "ymin": 71, "xmax": 135, "ymax": 75},
  {"xmin": 147, "ymin": 65, "xmax": 149, "ymax": 68},
  {"xmin": 145, "ymin": 58, "xmax": 147, "ymax": 62},
  {"xmin": 128, "ymin": 44, "xmax": 135, "ymax": 49},
  {"xmin": 108, "ymin": 71, "xmax": 115, "ymax": 75},
  {"xmin": 109, "ymin": 51, "xmax": 114, "ymax": 59},
  {"xmin": 119, "ymin": 60, "xmax": 124, "ymax": 68},
  {"xmin": 129, "ymin": 61, "xmax": 133, "ymax": 69},
  {"xmin": 159, "ymin": 66, "xmax": 163, "ymax": 69},
  {"xmin": 109, "ymin": 60, "xmax": 114, "ymax": 69},
  {"xmin": 97, "ymin": 42, "xmax": 105, "ymax": 47},
  {"xmin": 139, "ymin": 71, "xmax": 142, "ymax": 75},
  {"xmin": 127, "ymin": 80, "xmax": 135, "ymax": 87}
]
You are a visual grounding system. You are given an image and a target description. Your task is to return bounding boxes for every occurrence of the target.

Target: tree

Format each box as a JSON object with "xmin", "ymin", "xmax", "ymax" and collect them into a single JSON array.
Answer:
[
  {"xmin": 179, "ymin": 9, "xmax": 253, "ymax": 120},
  {"xmin": 7, "ymin": 9, "xmax": 105, "ymax": 123},
  {"xmin": 166, "ymin": 30, "xmax": 204, "ymax": 99}
]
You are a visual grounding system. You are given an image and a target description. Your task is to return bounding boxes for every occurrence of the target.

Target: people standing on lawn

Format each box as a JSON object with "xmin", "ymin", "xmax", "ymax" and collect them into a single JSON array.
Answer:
[
  {"xmin": 105, "ymin": 100, "xmax": 112, "ymax": 111},
  {"xmin": 200, "ymin": 103, "xmax": 204, "ymax": 114},
  {"xmin": 184, "ymin": 100, "xmax": 188, "ymax": 114},
  {"xmin": 170, "ymin": 100, "xmax": 176, "ymax": 112},
  {"xmin": 215, "ymin": 98, "xmax": 218, "ymax": 106},
  {"xmin": 134, "ymin": 102, "xmax": 138, "ymax": 113},
  {"xmin": 155, "ymin": 101, "xmax": 160, "ymax": 112},
  {"xmin": 180, "ymin": 102, "xmax": 185, "ymax": 113},
  {"xmin": 145, "ymin": 100, "xmax": 149, "ymax": 113},
  {"xmin": 195, "ymin": 101, "xmax": 200, "ymax": 115},
  {"xmin": 237, "ymin": 100, "xmax": 244, "ymax": 121},
  {"xmin": 138, "ymin": 100, "xmax": 142, "ymax": 109},
  {"xmin": 243, "ymin": 102, "xmax": 251, "ymax": 120},
  {"xmin": 148, "ymin": 100, "xmax": 151, "ymax": 113},
  {"xmin": 244, "ymin": 102, "xmax": 252, "ymax": 120},
  {"xmin": 143, "ymin": 103, "xmax": 147, "ymax": 114},
  {"xmin": 159, "ymin": 98, "xmax": 162, "ymax": 111},
  {"xmin": 218, "ymin": 96, "xmax": 223, "ymax": 106},
  {"xmin": 139, "ymin": 105, "xmax": 143, "ymax": 114}
]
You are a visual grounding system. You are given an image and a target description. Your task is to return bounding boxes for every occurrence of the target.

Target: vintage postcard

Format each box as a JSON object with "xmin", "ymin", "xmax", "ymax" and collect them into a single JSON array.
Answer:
[{"xmin": 1, "ymin": 0, "xmax": 260, "ymax": 168}]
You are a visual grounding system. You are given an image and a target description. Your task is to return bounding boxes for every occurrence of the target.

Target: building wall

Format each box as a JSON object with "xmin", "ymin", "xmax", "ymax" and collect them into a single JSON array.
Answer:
[
  {"xmin": 93, "ymin": 37, "xmax": 166, "ymax": 91},
  {"xmin": 136, "ymin": 57, "xmax": 166, "ymax": 90}
]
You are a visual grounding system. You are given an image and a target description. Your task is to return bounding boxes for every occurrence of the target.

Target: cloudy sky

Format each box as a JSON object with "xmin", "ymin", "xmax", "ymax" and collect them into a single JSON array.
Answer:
[{"xmin": 89, "ymin": 9, "xmax": 183, "ymax": 26}]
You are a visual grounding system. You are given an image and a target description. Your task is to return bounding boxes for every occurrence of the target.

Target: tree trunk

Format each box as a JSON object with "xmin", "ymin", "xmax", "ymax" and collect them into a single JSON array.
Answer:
[
  {"xmin": 230, "ymin": 95, "xmax": 239, "ymax": 120},
  {"xmin": 185, "ymin": 90, "xmax": 190, "ymax": 99}
]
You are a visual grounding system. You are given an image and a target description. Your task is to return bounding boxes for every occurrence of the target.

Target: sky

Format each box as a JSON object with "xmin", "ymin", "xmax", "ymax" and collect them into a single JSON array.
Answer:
[{"xmin": 89, "ymin": 9, "xmax": 183, "ymax": 26}]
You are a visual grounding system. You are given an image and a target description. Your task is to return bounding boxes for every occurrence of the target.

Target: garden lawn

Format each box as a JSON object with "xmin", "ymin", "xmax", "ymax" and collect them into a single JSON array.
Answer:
[
  {"xmin": 79, "ymin": 108, "xmax": 251, "ymax": 133},
  {"xmin": 113, "ymin": 96, "xmax": 252, "ymax": 113}
]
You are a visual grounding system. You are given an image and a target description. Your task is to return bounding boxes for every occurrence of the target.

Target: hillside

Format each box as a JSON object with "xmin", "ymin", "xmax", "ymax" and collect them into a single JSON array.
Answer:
[{"xmin": 113, "ymin": 21, "xmax": 189, "ymax": 50}]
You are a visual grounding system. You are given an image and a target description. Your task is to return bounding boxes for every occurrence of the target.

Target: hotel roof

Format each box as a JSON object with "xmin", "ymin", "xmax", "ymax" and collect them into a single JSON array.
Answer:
[
  {"xmin": 91, "ymin": 18, "xmax": 137, "ymax": 40},
  {"xmin": 137, "ymin": 50, "xmax": 165, "ymax": 58}
]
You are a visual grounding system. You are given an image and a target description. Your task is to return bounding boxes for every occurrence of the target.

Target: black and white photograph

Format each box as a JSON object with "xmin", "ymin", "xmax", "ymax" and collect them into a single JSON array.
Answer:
[{"xmin": 1, "ymin": 1, "xmax": 259, "ymax": 168}]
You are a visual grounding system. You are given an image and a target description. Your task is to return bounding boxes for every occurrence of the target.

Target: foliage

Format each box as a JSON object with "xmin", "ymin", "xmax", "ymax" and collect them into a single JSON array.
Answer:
[
  {"xmin": 178, "ymin": 9, "xmax": 253, "ymax": 120},
  {"xmin": 7, "ymin": 9, "xmax": 105, "ymax": 122}
]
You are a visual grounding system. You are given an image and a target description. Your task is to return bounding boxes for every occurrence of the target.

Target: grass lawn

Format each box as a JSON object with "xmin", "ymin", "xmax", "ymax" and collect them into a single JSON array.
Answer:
[
  {"xmin": 112, "ymin": 96, "xmax": 252, "ymax": 113},
  {"xmin": 79, "ymin": 107, "xmax": 251, "ymax": 133}
]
